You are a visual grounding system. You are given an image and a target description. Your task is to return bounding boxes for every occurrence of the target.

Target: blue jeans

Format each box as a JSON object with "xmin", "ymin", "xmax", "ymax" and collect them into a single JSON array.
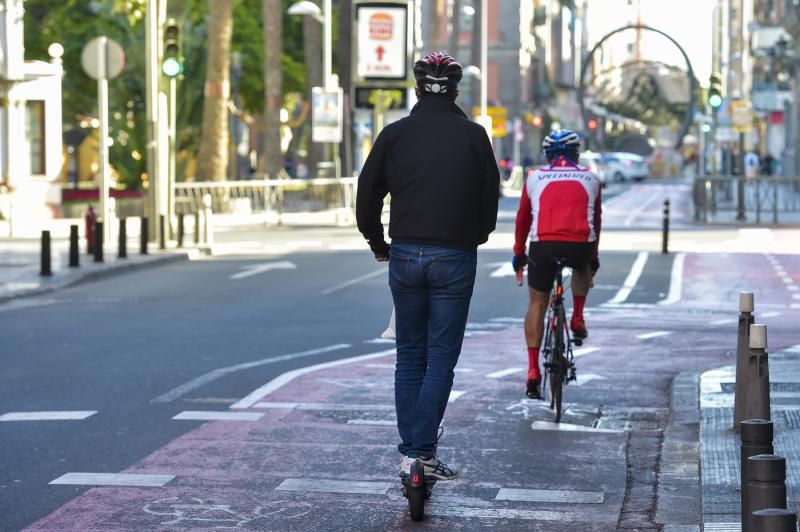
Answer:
[{"xmin": 389, "ymin": 244, "xmax": 477, "ymax": 458}]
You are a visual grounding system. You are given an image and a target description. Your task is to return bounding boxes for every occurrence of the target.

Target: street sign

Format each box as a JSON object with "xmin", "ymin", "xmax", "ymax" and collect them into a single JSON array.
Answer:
[
  {"xmin": 312, "ymin": 87, "xmax": 344, "ymax": 143},
  {"xmin": 473, "ymin": 106, "xmax": 507, "ymax": 138},
  {"xmin": 730, "ymin": 100, "xmax": 754, "ymax": 133},
  {"xmin": 356, "ymin": 3, "xmax": 408, "ymax": 80},
  {"xmin": 81, "ymin": 37, "xmax": 125, "ymax": 80}
]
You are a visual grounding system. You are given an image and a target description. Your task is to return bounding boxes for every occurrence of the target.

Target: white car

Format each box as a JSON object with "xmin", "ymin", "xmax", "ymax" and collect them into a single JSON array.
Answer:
[
  {"xmin": 579, "ymin": 153, "xmax": 607, "ymax": 187},
  {"xmin": 602, "ymin": 152, "xmax": 649, "ymax": 182}
]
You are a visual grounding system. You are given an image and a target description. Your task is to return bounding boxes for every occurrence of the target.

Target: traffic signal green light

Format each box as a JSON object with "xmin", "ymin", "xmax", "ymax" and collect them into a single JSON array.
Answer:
[
  {"xmin": 708, "ymin": 73, "xmax": 722, "ymax": 109},
  {"xmin": 163, "ymin": 18, "xmax": 182, "ymax": 77}
]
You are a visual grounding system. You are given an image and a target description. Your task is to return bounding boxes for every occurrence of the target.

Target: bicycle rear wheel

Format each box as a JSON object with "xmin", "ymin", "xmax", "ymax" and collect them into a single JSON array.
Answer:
[{"xmin": 549, "ymin": 306, "xmax": 567, "ymax": 423}]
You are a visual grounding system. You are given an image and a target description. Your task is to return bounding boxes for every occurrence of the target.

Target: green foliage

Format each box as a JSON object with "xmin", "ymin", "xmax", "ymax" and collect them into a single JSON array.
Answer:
[{"xmin": 24, "ymin": 0, "xmax": 308, "ymax": 189}]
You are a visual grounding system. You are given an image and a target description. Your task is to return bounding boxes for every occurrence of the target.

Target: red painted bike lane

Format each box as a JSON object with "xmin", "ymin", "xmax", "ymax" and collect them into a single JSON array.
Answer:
[{"xmin": 25, "ymin": 251, "xmax": 800, "ymax": 530}]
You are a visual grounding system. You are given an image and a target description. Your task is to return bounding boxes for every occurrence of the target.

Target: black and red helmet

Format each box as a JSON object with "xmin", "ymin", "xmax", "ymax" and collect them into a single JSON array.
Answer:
[{"xmin": 413, "ymin": 52, "xmax": 463, "ymax": 96}]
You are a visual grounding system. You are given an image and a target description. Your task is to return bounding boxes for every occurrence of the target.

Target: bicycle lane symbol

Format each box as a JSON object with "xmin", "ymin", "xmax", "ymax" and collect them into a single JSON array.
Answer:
[{"xmin": 142, "ymin": 497, "xmax": 312, "ymax": 528}]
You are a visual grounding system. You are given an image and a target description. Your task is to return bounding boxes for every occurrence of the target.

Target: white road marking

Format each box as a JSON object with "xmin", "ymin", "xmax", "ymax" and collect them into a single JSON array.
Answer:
[
  {"xmin": 321, "ymin": 269, "xmax": 386, "ymax": 295},
  {"xmin": 0, "ymin": 298, "xmax": 59, "ymax": 313},
  {"xmin": 792, "ymin": 293, "xmax": 800, "ymax": 298},
  {"xmin": 448, "ymin": 390, "xmax": 466, "ymax": 402},
  {"xmin": 275, "ymin": 478, "xmax": 391, "ymax": 495},
  {"xmin": 490, "ymin": 262, "xmax": 516, "ymax": 278},
  {"xmin": 426, "ymin": 504, "xmax": 610, "ymax": 522},
  {"xmin": 792, "ymin": 303, "xmax": 800, "ymax": 309},
  {"xmin": 0, "ymin": 411, "xmax": 97, "ymax": 421},
  {"xmin": 789, "ymin": 286, "xmax": 799, "ymax": 292},
  {"xmin": 606, "ymin": 252, "xmax": 649, "ymax": 304},
  {"xmin": 365, "ymin": 363, "xmax": 395, "ymax": 369},
  {"xmin": 531, "ymin": 421, "xmax": 622, "ymax": 433},
  {"xmin": 287, "ymin": 240, "xmax": 323, "ymax": 249},
  {"xmin": 153, "ymin": 344, "xmax": 351, "ymax": 403},
  {"xmin": 364, "ymin": 338, "xmax": 395, "ymax": 344},
  {"xmin": 487, "ymin": 367, "xmax": 525, "ymax": 379},
  {"xmin": 762, "ymin": 311, "xmax": 782, "ymax": 317},
  {"xmin": 572, "ymin": 347, "xmax": 601, "ymax": 357},
  {"xmin": 710, "ymin": 318, "xmax": 738, "ymax": 326},
  {"xmin": 490, "ymin": 317, "xmax": 525, "ymax": 323},
  {"xmin": 659, "ymin": 253, "xmax": 686, "ymax": 305},
  {"xmin": 252, "ymin": 402, "xmax": 394, "ymax": 411},
  {"xmin": 636, "ymin": 331, "xmax": 672, "ymax": 340},
  {"xmin": 575, "ymin": 373, "xmax": 608, "ymax": 386},
  {"xmin": 346, "ymin": 419, "xmax": 395, "ymax": 426},
  {"xmin": 229, "ymin": 260, "xmax": 296, "ymax": 280},
  {"xmin": 783, "ymin": 277, "xmax": 794, "ymax": 284},
  {"xmin": 785, "ymin": 344, "xmax": 800, "ymax": 354},
  {"xmin": 172, "ymin": 411, "xmax": 264, "ymax": 421},
  {"xmin": 50, "ymin": 473, "xmax": 174, "ymax": 487},
  {"xmin": 495, "ymin": 488, "xmax": 604, "ymax": 504}
]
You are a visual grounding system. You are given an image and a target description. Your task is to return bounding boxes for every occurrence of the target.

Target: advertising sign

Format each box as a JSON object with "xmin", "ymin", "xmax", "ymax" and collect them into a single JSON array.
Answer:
[
  {"xmin": 730, "ymin": 100, "xmax": 754, "ymax": 133},
  {"xmin": 473, "ymin": 106, "xmax": 508, "ymax": 138},
  {"xmin": 312, "ymin": 87, "xmax": 343, "ymax": 143},
  {"xmin": 356, "ymin": 4, "xmax": 408, "ymax": 80}
]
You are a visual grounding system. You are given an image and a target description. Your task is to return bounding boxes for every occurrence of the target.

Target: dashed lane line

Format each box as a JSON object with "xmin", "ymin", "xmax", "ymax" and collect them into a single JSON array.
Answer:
[
  {"xmin": 572, "ymin": 347, "xmax": 601, "ymax": 358},
  {"xmin": 252, "ymin": 402, "xmax": 394, "ymax": 411},
  {"xmin": 346, "ymin": 419, "xmax": 395, "ymax": 426},
  {"xmin": 0, "ymin": 411, "xmax": 97, "ymax": 421},
  {"xmin": 606, "ymin": 251, "xmax": 649, "ymax": 305},
  {"xmin": 636, "ymin": 331, "xmax": 672, "ymax": 340},
  {"xmin": 276, "ymin": 478, "xmax": 392, "ymax": 495},
  {"xmin": 495, "ymin": 488, "xmax": 604, "ymax": 504},
  {"xmin": 172, "ymin": 411, "xmax": 264, "ymax": 421},
  {"xmin": 658, "ymin": 253, "xmax": 686, "ymax": 305},
  {"xmin": 448, "ymin": 390, "xmax": 467, "ymax": 402},
  {"xmin": 50, "ymin": 473, "xmax": 175, "ymax": 487},
  {"xmin": 487, "ymin": 367, "xmax": 525, "ymax": 379},
  {"xmin": 321, "ymin": 268, "xmax": 387, "ymax": 295},
  {"xmin": 531, "ymin": 421, "xmax": 622, "ymax": 433}
]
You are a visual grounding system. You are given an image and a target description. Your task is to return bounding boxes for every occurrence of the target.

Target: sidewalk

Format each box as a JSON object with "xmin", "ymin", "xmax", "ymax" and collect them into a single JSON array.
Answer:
[{"xmin": 0, "ymin": 236, "xmax": 196, "ymax": 303}]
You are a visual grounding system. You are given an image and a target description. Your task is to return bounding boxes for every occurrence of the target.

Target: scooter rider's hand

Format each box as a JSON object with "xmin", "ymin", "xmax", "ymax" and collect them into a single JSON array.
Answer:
[{"xmin": 369, "ymin": 239, "xmax": 390, "ymax": 262}]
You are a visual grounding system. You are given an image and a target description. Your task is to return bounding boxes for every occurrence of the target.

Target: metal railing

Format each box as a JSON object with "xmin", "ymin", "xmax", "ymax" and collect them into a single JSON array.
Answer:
[
  {"xmin": 174, "ymin": 177, "xmax": 357, "ymax": 225},
  {"xmin": 692, "ymin": 176, "xmax": 800, "ymax": 224}
]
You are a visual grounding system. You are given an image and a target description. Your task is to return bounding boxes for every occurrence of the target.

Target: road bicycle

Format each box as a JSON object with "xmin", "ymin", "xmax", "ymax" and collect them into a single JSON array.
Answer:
[{"xmin": 541, "ymin": 258, "xmax": 578, "ymax": 423}]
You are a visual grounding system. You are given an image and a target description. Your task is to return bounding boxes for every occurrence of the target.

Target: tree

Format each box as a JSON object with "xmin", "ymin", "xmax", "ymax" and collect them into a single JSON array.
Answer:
[
  {"xmin": 262, "ymin": 0, "xmax": 283, "ymax": 176},
  {"xmin": 195, "ymin": 0, "xmax": 233, "ymax": 181},
  {"xmin": 302, "ymin": 0, "xmax": 324, "ymax": 177}
]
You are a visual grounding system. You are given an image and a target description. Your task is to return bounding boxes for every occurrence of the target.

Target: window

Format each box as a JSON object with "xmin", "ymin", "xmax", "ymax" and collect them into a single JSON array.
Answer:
[{"xmin": 26, "ymin": 100, "xmax": 45, "ymax": 175}]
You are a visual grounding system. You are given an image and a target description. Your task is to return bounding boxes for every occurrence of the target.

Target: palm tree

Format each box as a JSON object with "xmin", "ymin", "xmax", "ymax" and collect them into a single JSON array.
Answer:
[
  {"xmin": 262, "ymin": 0, "xmax": 283, "ymax": 176},
  {"xmin": 303, "ymin": 0, "xmax": 323, "ymax": 177},
  {"xmin": 196, "ymin": 0, "xmax": 233, "ymax": 181}
]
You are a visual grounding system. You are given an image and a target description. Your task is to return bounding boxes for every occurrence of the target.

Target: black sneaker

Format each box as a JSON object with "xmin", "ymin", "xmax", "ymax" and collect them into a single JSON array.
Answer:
[{"xmin": 526, "ymin": 378, "xmax": 542, "ymax": 399}]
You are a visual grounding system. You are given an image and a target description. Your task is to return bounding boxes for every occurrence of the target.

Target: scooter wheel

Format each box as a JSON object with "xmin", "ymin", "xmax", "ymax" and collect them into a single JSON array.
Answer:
[{"xmin": 408, "ymin": 461, "xmax": 425, "ymax": 521}]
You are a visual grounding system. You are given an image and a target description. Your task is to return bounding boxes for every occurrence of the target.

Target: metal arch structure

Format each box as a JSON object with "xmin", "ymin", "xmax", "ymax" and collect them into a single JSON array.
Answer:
[{"xmin": 578, "ymin": 24, "xmax": 697, "ymax": 150}]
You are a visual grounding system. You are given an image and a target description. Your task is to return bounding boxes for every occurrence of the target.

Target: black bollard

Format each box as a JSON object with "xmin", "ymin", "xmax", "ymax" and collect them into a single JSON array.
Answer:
[
  {"xmin": 177, "ymin": 213, "xmax": 184, "ymax": 248},
  {"xmin": 40, "ymin": 230, "xmax": 51, "ymax": 276},
  {"xmin": 741, "ymin": 420, "xmax": 774, "ymax": 530},
  {"xmin": 118, "ymin": 218, "xmax": 127, "ymax": 259},
  {"xmin": 753, "ymin": 508, "xmax": 797, "ymax": 532},
  {"xmin": 193, "ymin": 212, "xmax": 200, "ymax": 244},
  {"xmin": 734, "ymin": 292, "xmax": 755, "ymax": 430},
  {"xmin": 745, "ymin": 325, "xmax": 771, "ymax": 422},
  {"xmin": 159, "ymin": 214, "xmax": 166, "ymax": 250},
  {"xmin": 661, "ymin": 199, "xmax": 670, "ymax": 254},
  {"xmin": 140, "ymin": 217, "xmax": 148, "ymax": 255},
  {"xmin": 93, "ymin": 221, "xmax": 104, "ymax": 263},
  {"xmin": 745, "ymin": 454, "xmax": 787, "ymax": 532},
  {"xmin": 69, "ymin": 224, "xmax": 79, "ymax": 268}
]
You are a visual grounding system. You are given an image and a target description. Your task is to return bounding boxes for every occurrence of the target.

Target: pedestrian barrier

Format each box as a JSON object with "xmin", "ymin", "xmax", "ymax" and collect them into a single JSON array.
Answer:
[
  {"xmin": 118, "ymin": 218, "xmax": 127, "ymax": 259},
  {"xmin": 174, "ymin": 177, "xmax": 357, "ymax": 226},
  {"xmin": 69, "ymin": 225, "xmax": 80, "ymax": 268},
  {"xmin": 40, "ymin": 230, "xmax": 51, "ymax": 276},
  {"xmin": 746, "ymin": 324, "xmax": 771, "ymax": 422},
  {"xmin": 177, "ymin": 214, "xmax": 184, "ymax": 248},
  {"xmin": 752, "ymin": 508, "xmax": 797, "ymax": 532},
  {"xmin": 140, "ymin": 217, "xmax": 149, "ymax": 255},
  {"xmin": 734, "ymin": 292, "xmax": 755, "ymax": 429},
  {"xmin": 93, "ymin": 221, "xmax": 104, "ymax": 263},
  {"xmin": 741, "ymin": 419, "xmax": 774, "ymax": 529},
  {"xmin": 661, "ymin": 199, "xmax": 670, "ymax": 254},
  {"xmin": 692, "ymin": 175, "xmax": 800, "ymax": 224},
  {"xmin": 744, "ymin": 454, "xmax": 787, "ymax": 532}
]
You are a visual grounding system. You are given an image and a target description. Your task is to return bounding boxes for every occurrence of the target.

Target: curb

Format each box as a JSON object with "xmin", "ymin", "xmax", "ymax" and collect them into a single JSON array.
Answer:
[{"xmin": 0, "ymin": 251, "xmax": 191, "ymax": 304}]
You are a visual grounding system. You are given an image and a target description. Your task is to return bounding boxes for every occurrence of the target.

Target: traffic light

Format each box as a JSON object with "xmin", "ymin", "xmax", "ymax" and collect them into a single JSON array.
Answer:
[
  {"xmin": 531, "ymin": 114, "xmax": 543, "ymax": 127},
  {"xmin": 708, "ymin": 72, "xmax": 722, "ymax": 109},
  {"xmin": 587, "ymin": 118, "xmax": 598, "ymax": 130},
  {"xmin": 162, "ymin": 18, "xmax": 182, "ymax": 77}
]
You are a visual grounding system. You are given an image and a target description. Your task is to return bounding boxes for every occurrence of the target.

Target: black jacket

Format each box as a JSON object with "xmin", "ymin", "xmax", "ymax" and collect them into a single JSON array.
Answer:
[{"xmin": 356, "ymin": 96, "xmax": 500, "ymax": 251}]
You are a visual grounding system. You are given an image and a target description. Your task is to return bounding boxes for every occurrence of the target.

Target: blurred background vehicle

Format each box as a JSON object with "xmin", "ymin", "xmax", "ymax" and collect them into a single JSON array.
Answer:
[
  {"xmin": 601, "ymin": 152, "xmax": 649, "ymax": 182},
  {"xmin": 579, "ymin": 152, "xmax": 607, "ymax": 187}
]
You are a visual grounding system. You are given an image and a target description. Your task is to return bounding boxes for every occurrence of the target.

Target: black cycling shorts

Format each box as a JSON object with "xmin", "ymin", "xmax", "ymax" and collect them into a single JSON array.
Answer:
[{"xmin": 527, "ymin": 241, "xmax": 595, "ymax": 292}]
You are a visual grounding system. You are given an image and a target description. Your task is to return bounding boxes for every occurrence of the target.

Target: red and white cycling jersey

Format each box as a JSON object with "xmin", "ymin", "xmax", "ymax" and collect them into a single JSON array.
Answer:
[{"xmin": 513, "ymin": 156, "xmax": 602, "ymax": 255}]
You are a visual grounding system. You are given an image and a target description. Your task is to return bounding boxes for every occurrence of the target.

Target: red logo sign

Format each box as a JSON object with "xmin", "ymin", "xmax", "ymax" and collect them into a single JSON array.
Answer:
[{"xmin": 369, "ymin": 13, "xmax": 393, "ymax": 40}]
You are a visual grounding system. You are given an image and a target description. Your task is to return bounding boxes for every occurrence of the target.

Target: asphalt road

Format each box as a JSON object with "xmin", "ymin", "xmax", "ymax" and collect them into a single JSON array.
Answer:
[{"xmin": 1, "ymin": 181, "xmax": 797, "ymax": 529}]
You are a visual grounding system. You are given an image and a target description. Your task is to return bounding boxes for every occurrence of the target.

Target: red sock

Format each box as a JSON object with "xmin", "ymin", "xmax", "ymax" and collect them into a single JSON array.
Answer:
[
  {"xmin": 573, "ymin": 295, "xmax": 586, "ymax": 322},
  {"xmin": 527, "ymin": 347, "xmax": 540, "ymax": 380}
]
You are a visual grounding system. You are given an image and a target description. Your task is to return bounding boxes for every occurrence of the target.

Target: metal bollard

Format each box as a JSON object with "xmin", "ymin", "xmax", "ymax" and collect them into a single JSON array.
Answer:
[
  {"xmin": 69, "ymin": 224, "xmax": 80, "ymax": 268},
  {"xmin": 193, "ymin": 212, "xmax": 200, "ymax": 244},
  {"xmin": 159, "ymin": 214, "xmax": 166, "ymax": 250},
  {"xmin": 745, "ymin": 324, "xmax": 771, "ymax": 422},
  {"xmin": 140, "ymin": 217, "xmax": 148, "ymax": 255},
  {"xmin": 745, "ymin": 454, "xmax": 787, "ymax": 532},
  {"xmin": 752, "ymin": 508, "xmax": 797, "ymax": 532},
  {"xmin": 93, "ymin": 221, "xmax": 104, "ymax": 263},
  {"xmin": 40, "ymin": 230, "xmax": 52, "ymax": 276},
  {"xmin": 734, "ymin": 292, "xmax": 755, "ymax": 429},
  {"xmin": 177, "ymin": 213, "xmax": 184, "ymax": 248},
  {"xmin": 118, "ymin": 218, "xmax": 127, "ymax": 259},
  {"xmin": 741, "ymin": 419, "xmax": 774, "ymax": 529},
  {"xmin": 661, "ymin": 199, "xmax": 670, "ymax": 254}
]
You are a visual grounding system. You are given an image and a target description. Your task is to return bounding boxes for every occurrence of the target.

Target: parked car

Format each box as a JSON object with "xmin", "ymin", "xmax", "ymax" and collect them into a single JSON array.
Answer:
[
  {"xmin": 602, "ymin": 152, "xmax": 649, "ymax": 182},
  {"xmin": 579, "ymin": 152, "xmax": 607, "ymax": 186}
]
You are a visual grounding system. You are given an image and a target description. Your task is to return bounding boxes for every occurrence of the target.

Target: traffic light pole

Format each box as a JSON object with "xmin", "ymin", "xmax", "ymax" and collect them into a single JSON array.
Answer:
[{"xmin": 736, "ymin": 131, "xmax": 746, "ymax": 221}]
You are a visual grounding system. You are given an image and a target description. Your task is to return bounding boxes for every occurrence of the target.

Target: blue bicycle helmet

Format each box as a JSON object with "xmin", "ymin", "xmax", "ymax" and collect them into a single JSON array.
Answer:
[{"xmin": 542, "ymin": 129, "xmax": 581, "ymax": 159}]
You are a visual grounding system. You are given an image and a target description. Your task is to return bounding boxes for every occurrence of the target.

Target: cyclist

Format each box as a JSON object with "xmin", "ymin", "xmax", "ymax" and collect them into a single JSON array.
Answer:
[
  {"xmin": 512, "ymin": 130, "xmax": 602, "ymax": 399},
  {"xmin": 356, "ymin": 52, "xmax": 500, "ymax": 480}
]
